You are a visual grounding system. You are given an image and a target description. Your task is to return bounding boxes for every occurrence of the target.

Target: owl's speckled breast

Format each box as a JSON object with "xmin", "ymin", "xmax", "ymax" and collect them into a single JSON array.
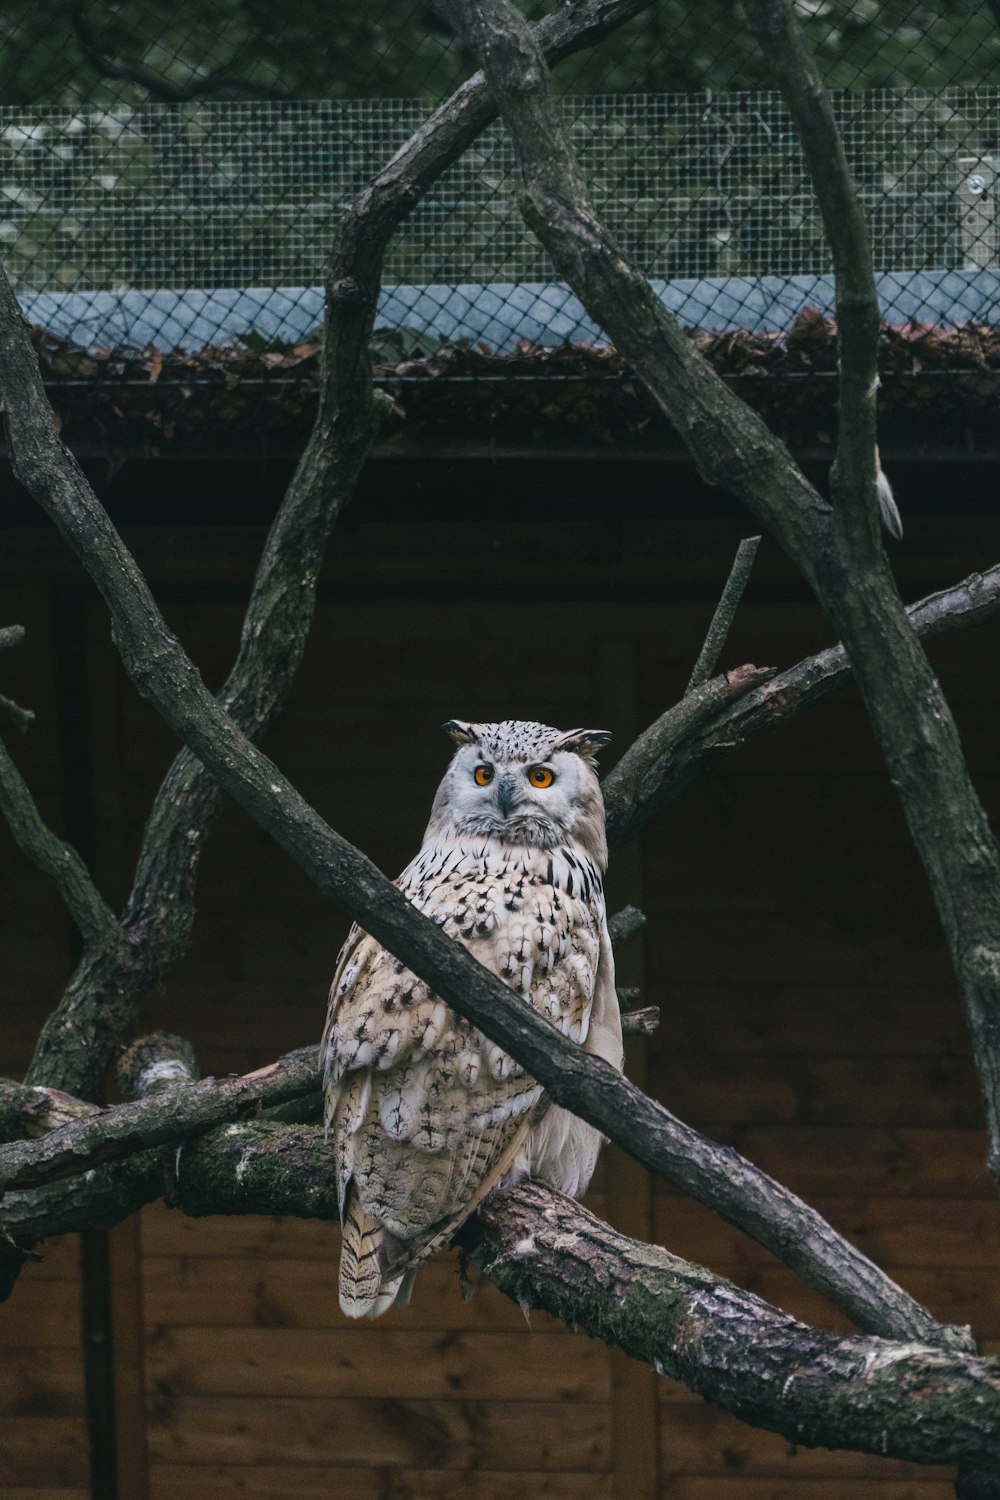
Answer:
[{"xmin": 400, "ymin": 832, "xmax": 603, "ymax": 995}]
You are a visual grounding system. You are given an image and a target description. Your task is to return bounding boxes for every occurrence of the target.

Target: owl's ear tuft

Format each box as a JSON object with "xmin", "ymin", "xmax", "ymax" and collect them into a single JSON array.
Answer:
[
  {"xmin": 442, "ymin": 719, "xmax": 481, "ymax": 747},
  {"xmin": 554, "ymin": 728, "xmax": 612, "ymax": 764}
]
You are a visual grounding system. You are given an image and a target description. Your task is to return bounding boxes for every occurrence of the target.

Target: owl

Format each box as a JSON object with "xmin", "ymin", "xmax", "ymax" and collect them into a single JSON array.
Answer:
[{"xmin": 321, "ymin": 718, "xmax": 623, "ymax": 1318}]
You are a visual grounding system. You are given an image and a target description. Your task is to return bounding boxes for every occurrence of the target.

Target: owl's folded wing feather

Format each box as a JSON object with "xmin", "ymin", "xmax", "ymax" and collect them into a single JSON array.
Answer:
[{"xmin": 322, "ymin": 858, "xmax": 604, "ymax": 1315}]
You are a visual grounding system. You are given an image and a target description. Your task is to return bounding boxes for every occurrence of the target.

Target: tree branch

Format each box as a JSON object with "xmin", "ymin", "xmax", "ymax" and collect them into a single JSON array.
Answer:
[
  {"xmin": 0, "ymin": 692, "xmax": 34, "ymax": 733},
  {"xmin": 465, "ymin": 1182, "xmax": 1000, "ymax": 1471},
  {"xmin": 744, "ymin": 0, "xmax": 881, "ymax": 543},
  {"xmin": 0, "ymin": 735, "xmax": 121, "ymax": 951},
  {"xmin": 0, "ymin": 1046, "xmax": 316, "ymax": 1194},
  {"xmin": 603, "ymin": 562, "xmax": 1000, "ymax": 850},
  {"xmin": 0, "ymin": 625, "xmax": 25, "ymax": 654},
  {"xmin": 685, "ymin": 535, "xmax": 761, "ymax": 692}
]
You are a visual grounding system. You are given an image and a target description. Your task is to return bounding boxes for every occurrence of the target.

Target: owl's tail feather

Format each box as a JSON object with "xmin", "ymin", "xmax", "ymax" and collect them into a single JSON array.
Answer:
[{"xmin": 339, "ymin": 1194, "xmax": 407, "ymax": 1319}]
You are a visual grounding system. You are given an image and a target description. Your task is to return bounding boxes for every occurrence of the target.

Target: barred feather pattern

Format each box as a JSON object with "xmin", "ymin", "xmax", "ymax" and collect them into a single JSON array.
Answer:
[{"xmin": 323, "ymin": 823, "xmax": 621, "ymax": 1318}]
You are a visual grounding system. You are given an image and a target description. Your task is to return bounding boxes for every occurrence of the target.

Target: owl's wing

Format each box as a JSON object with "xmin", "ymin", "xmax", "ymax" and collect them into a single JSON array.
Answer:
[{"xmin": 322, "ymin": 854, "xmax": 602, "ymax": 1315}]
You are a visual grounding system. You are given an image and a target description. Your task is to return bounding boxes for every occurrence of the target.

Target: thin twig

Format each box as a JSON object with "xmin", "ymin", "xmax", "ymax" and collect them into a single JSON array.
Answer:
[
  {"xmin": 0, "ymin": 737, "xmax": 120, "ymax": 951},
  {"xmin": 0, "ymin": 693, "xmax": 33, "ymax": 733},
  {"xmin": 685, "ymin": 535, "xmax": 761, "ymax": 692},
  {"xmin": 0, "ymin": 626, "xmax": 25, "ymax": 654},
  {"xmin": 607, "ymin": 904, "xmax": 647, "ymax": 948}
]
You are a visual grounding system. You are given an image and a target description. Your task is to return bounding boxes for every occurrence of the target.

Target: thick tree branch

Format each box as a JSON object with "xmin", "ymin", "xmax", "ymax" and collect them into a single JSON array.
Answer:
[
  {"xmin": 603, "ymin": 664, "xmax": 775, "ymax": 850},
  {"xmin": 435, "ymin": 0, "xmax": 1000, "ymax": 1193},
  {"xmin": 0, "ymin": 1080, "xmax": 99, "ymax": 1143},
  {"xmin": 607, "ymin": 903, "xmax": 647, "ymax": 947},
  {"xmin": 465, "ymin": 1183, "xmax": 1000, "ymax": 1471},
  {"xmin": 0, "ymin": 692, "xmax": 33, "ymax": 732}
]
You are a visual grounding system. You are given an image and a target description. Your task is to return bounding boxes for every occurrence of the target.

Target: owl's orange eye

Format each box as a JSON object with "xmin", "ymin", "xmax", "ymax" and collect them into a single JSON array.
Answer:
[
  {"xmin": 527, "ymin": 765, "xmax": 554, "ymax": 788},
  {"xmin": 474, "ymin": 764, "xmax": 494, "ymax": 786}
]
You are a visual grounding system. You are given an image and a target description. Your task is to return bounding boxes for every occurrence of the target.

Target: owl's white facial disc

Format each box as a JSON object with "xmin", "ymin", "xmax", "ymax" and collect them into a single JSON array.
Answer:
[{"xmin": 427, "ymin": 719, "xmax": 610, "ymax": 864}]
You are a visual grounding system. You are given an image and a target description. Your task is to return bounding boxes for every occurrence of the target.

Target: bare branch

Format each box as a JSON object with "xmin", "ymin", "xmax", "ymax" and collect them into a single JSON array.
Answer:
[
  {"xmin": 604, "ymin": 562, "xmax": 1000, "ymax": 850},
  {"xmin": 0, "ymin": 1046, "xmax": 316, "ymax": 1194},
  {"xmin": 116, "ymin": 1031, "xmax": 199, "ymax": 1100},
  {"xmin": 685, "ymin": 535, "xmax": 761, "ymax": 692},
  {"xmin": 602, "ymin": 664, "xmax": 776, "ymax": 849},
  {"xmin": 0, "ymin": 736, "xmax": 120, "ymax": 951},
  {"xmin": 744, "ymin": 0, "xmax": 881, "ymax": 543},
  {"xmin": 0, "ymin": 1080, "xmax": 99, "ymax": 1143},
  {"xmin": 619, "ymin": 1006, "xmax": 659, "ymax": 1036},
  {"xmin": 0, "ymin": 693, "xmax": 33, "ymax": 732},
  {"xmin": 607, "ymin": 903, "xmax": 647, "ymax": 947}
]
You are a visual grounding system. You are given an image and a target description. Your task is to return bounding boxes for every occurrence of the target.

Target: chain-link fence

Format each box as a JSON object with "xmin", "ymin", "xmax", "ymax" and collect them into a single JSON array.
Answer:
[{"xmin": 1, "ymin": 0, "xmax": 998, "ymax": 444}]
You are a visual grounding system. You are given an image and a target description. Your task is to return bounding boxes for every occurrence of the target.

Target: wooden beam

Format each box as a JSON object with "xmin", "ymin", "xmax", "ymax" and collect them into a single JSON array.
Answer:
[{"xmin": 597, "ymin": 639, "xmax": 659, "ymax": 1500}]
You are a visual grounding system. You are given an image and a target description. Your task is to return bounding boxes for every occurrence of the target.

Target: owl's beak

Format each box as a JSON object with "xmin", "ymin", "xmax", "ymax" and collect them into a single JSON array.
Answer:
[{"xmin": 495, "ymin": 775, "xmax": 519, "ymax": 818}]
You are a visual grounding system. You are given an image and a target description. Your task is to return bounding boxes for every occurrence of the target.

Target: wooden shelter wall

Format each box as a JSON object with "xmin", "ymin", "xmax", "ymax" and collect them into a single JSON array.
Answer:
[
  {"xmin": 0, "ymin": 581, "xmax": 89, "ymax": 1499},
  {"xmin": 1, "ymin": 558, "xmax": 997, "ymax": 1499}
]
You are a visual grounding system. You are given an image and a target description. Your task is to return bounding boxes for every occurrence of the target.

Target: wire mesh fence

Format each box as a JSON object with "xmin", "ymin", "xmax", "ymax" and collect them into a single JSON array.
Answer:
[{"xmin": 0, "ymin": 0, "xmax": 997, "ymax": 442}]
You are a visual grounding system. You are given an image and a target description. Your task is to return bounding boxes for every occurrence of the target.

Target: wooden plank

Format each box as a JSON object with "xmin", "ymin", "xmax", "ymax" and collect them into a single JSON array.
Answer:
[
  {"xmin": 668, "ymin": 1482, "xmax": 955, "ymax": 1499},
  {"xmin": 597, "ymin": 638, "xmax": 658, "ymax": 1500},
  {"xmin": 0, "ymin": 1350, "xmax": 85, "ymax": 1418},
  {"xmin": 652, "ymin": 984, "xmax": 966, "ymax": 1057},
  {"xmin": 15, "ymin": 1237, "xmax": 81, "ymax": 1281},
  {"xmin": 657, "ymin": 1403, "xmax": 954, "ymax": 1481},
  {"xmin": 0, "ymin": 1491, "xmax": 90, "ymax": 1500},
  {"xmin": 147, "ymin": 1466, "xmax": 611, "ymax": 1500},
  {"xmin": 640, "ymin": 769, "xmax": 984, "ymax": 847},
  {"xmin": 642, "ymin": 911, "xmax": 954, "ymax": 988},
  {"xmin": 1, "ymin": 1293, "xmax": 84, "ymax": 1347},
  {"xmin": 147, "ymin": 1397, "xmax": 612, "ymax": 1470},
  {"xmin": 142, "ymin": 1255, "xmax": 557, "ymax": 1333},
  {"xmin": 646, "ymin": 1052, "xmax": 982, "ymax": 1129},
  {"xmin": 0, "ymin": 1420, "xmax": 89, "ymax": 1486},
  {"xmin": 643, "ymin": 836, "xmax": 939, "ymax": 915},
  {"xmin": 145, "ymin": 1327, "xmax": 609, "ymax": 1402},
  {"xmin": 651, "ymin": 1193, "xmax": 1000, "ymax": 1270},
  {"xmin": 107, "ymin": 1217, "xmax": 150, "ymax": 1500}
]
